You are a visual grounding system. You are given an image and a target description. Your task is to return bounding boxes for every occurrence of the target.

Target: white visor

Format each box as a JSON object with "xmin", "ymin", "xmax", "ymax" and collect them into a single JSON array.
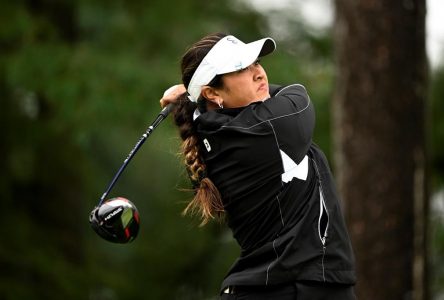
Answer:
[{"xmin": 187, "ymin": 35, "xmax": 276, "ymax": 102}]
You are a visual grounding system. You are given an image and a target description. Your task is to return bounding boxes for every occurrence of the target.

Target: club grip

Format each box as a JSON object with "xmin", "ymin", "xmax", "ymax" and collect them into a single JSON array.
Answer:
[{"xmin": 159, "ymin": 103, "xmax": 175, "ymax": 118}]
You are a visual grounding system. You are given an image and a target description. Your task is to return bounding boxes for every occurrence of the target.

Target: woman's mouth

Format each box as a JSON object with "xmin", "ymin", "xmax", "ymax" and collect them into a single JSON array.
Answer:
[{"xmin": 258, "ymin": 82, "xmax": 268, "ymax": 92}]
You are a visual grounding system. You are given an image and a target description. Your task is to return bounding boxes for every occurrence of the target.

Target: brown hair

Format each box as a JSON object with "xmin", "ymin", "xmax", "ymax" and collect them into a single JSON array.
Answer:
[{"xmin": 173, "ymin": 33, "xmax": 226, "ymax": 226}]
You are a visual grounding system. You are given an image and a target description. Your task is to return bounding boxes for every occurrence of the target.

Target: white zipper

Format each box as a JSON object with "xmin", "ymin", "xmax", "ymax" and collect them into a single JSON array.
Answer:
[
  {"xmin": 319, "ymin": 187, "xmax": 328, "ymax": 282},
  {"xmin": 265, "ymin": 238, "xmax": 279, "ymax": 286},
  {"xmin": 312, "ymin": 159, "xmax": 330, "ymax": 245},
  {"xmin": 312, "ymin": 158, "xmax": 330, "ymax": 282},
  {"xmin": 318, "ymin": 187, "xmax": 329, "ymax": 245}
]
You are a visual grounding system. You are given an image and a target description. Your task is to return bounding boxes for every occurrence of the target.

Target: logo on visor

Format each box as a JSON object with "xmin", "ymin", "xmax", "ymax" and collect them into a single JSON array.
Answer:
[
  {"xmin": 226, "ymin": 37, "xmax": 238, "ymax": 44},
  {"xmin": 234, "ymin": 62, "xmax": 243, "ymax": 70}
]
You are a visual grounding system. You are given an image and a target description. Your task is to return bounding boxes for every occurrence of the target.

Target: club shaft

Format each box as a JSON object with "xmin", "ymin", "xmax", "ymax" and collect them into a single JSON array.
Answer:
[{"xmin": 98, "ymin": 104, "xmax": 174, "ymax": 206}]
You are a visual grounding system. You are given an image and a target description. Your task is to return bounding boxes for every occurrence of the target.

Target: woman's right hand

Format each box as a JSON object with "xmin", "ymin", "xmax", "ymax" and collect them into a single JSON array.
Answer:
[{"xmin": 160, "ymin": 84, "xmax": 186, "ymax": 108}]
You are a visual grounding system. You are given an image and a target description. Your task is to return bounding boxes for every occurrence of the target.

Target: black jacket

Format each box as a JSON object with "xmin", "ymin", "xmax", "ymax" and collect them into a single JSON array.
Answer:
[{"xmin": 194, "ymin": 84, "xmax": 356, "ymax": 290}]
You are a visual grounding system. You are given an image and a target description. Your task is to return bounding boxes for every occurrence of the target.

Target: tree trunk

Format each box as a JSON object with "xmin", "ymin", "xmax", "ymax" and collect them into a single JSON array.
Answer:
[{"xmin": 332, "ymin": 1, "xmax": 428, "ymax": 299}]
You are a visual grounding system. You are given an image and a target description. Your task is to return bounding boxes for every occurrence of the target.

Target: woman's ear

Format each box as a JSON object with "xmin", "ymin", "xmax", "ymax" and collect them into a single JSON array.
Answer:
[{"xmin": 201, "ymin": 86, "xmax": 222, "ymax": 106}]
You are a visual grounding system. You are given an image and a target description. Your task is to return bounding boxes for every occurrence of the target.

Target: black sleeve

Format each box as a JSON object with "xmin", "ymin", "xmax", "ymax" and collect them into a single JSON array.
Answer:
[
  {"xmin": 269, "ymin": 84, "xmax": 283, "ymax": 96},
  {"xmin": 255, "ymin": 84, "xmax": 315, "ymax": 164}
]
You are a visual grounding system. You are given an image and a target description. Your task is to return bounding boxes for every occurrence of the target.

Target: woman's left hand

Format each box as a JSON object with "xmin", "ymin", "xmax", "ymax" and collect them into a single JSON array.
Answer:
[{"xmin": 160, "ymin": 84, "xmax": 186, "ymax": 108}]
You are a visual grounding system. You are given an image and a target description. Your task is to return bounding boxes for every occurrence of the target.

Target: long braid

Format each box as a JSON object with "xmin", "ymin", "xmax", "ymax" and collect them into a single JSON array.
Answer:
[
  {"xmin": 173, "ymin": 94, "xmax": 224, "ymax": 225},
  {"xmin": 170, "ymin": 32, "xmax": 227, "ymax": 225}
]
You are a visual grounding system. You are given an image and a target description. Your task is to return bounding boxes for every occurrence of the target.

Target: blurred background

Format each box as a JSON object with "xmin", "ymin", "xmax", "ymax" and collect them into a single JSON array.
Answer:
[{"xmin": 0, "ymin": 0, "xmax": 443, "ymax": 299}]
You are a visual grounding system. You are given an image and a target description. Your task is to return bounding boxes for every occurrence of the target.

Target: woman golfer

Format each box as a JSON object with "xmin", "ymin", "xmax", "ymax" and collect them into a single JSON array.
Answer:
[{"xmin": 160, "ymin": 33, "xmax": 356, "ymax": 299}]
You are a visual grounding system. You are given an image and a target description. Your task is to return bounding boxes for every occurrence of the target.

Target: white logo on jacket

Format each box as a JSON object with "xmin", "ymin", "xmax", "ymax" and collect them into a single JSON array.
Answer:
[
  {"xmin": 280, "ymin": 151, "xmax": 309, "ymax": 182},
  {"xmin": 203, "ymin": 139, "xmax": 212, "ymax": 152}
]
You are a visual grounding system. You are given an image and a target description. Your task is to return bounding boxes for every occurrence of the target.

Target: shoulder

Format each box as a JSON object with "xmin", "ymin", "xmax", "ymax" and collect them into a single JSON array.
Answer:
[
  {"xmin": 196, "ymin": 84, "xmax": 312, "ymax": 131},
  {"xmin": 256, "ymin": 83, "xmax": 312, "ymax": 118},
  {"xmin": 270, "ymin": 83, "xmax": 309, "ymax": 97}
]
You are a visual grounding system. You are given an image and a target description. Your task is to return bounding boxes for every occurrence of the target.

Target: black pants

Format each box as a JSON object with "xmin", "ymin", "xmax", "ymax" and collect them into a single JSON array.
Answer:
[{"xmin": 220, "ymin": 281, "xmax": 356, "ymax": 300}]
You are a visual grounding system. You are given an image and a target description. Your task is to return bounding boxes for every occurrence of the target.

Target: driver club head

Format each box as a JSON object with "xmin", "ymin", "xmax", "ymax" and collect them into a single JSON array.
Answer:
[{"xmin": 89, "ymin": 197, "xmax": 140, "ymax": 243}]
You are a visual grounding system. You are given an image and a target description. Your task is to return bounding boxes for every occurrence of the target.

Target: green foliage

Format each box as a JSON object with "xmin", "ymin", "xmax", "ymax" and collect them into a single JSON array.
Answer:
[
  {"xmin": 431, "ymin": 212, "xmax": 444, "ymax": 298},
  {"xmin": 430, "ymin": 62, "xmax": 444, "ymax": 299},
  {"xmin": 430, "ymin": 64, "xmax": 444, "ymax": 188},
  {"xmin": 0, "ymin": 0, "xmax": 341, "ymax": 299}
]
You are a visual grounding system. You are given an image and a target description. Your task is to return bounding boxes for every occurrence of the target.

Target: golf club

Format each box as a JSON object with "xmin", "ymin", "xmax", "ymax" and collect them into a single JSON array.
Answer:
[{"xmin": 89, "ymin": 103, "xmax": 174, "ymax": 243}]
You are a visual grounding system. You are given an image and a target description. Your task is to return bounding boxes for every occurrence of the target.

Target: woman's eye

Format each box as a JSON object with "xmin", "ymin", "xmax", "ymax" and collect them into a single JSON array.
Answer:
[{"xmin": 237, "ymin": 59, "xmax": 261, "ymax": 73}]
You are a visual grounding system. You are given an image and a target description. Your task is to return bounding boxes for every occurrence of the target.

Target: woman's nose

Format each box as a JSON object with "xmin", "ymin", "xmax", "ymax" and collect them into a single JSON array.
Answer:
[{"xmin": 252, "ymin": 65, "xmax": 265, "ymax": 81}]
